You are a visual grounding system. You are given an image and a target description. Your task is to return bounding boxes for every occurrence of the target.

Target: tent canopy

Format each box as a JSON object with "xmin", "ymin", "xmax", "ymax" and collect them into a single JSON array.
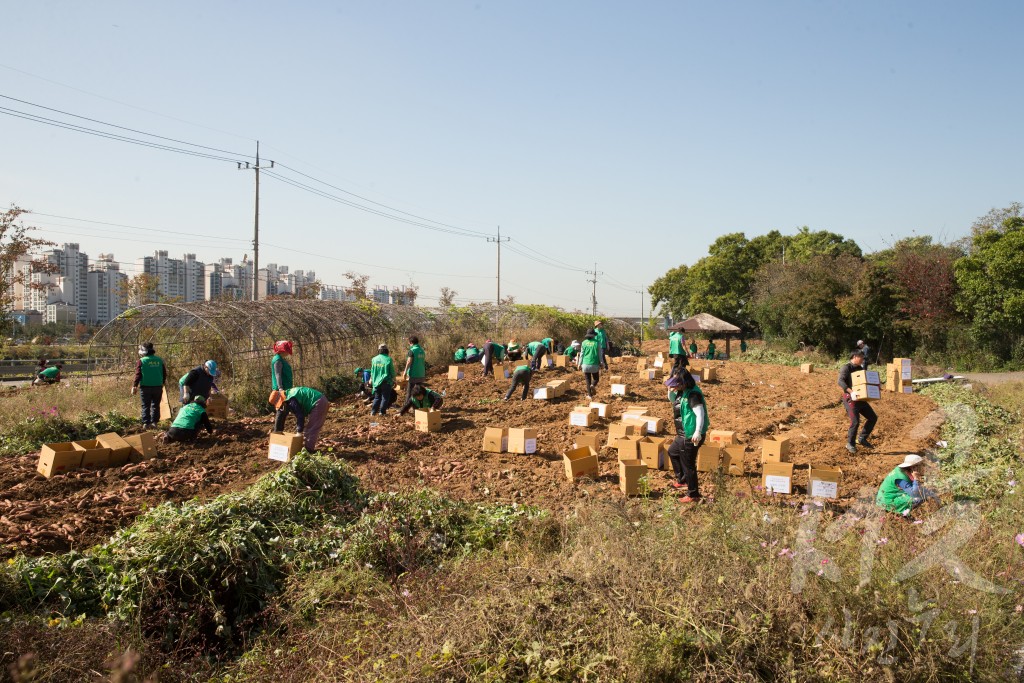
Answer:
[{"xmin": 669, "ymin": 313, "xmax": 741, "ymax": 334}]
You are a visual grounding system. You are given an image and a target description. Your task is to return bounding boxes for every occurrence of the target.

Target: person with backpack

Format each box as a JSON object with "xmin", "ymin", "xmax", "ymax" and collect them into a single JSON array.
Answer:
[
  {"xmin": 503, "ymin": 364, "xmax": 534, "ymax": 401},
  {"xmin": 269, "ymin": 386, "xmax": 330, "ymax": 452},
  {"xmin": 370, "ymin": 344, "xmax": 397, "ymax": 416},
  {"xmin": 271, "ymin": 340, "xmax": 294, "ymax": 392},
  {"xmin": 578, "ymin": 329, "xmax": 601, "ymax": 399},
  {"xmin": 667, "ymin": 370, "xmax": 709, "ymax": 503},
  {"xmin": 164, "ymin": 395, "xmax": 214, "ymax": 443},
  {"xmin": 131, "ymin": 342, "xmax": 166, "ymax": 429},
  {"xmin": 398, "ymin": 383, "xmax": 444, "ymax": 416},
  {"xmin": 179, "ymin": 360, "xmax": 220, "ymax": 404}
]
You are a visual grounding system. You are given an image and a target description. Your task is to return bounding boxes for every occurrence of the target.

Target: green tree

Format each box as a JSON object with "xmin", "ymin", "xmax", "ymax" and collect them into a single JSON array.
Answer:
[
  {"xmin": 0, "ymin": 206, "xmax": 55, "ymax": 326},
  {"xmin": 647, "ymin": 265, "xmax": 688, "ymax": 319}
]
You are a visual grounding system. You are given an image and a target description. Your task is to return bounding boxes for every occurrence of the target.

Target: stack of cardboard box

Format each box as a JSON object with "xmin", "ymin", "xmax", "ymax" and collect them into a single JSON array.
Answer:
[
  {"xmin": 850, "ymin": 369, "xmax": 881, "ymax": 402},
  {"xmin": 38, "ymin": 432, "xmax": 157, "ymax": 478},
  {"xmin": 761, "ymin": 434, "xmax": 793, "ymax": 494},
  {"xmin": 885, "ymin": 357, "xmax": 913, "ymax": 394}
]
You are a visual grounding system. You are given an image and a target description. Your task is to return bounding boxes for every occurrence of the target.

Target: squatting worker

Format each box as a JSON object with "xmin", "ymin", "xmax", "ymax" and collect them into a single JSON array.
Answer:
[
  {"xmin": 453, "ymin": 345, "xmax": 467, "ymax": 363},
  {"xmin": 669, "ymin": 328, "xmax": 685, "ymax": 372},
  {"xmin": 271, "ymin": 340, "xmax": 294, "ymax": 392},
  {"xmin": 506, "ymin": 339, "xmax": 523, "ymax": 361},
  {"xmin": 370, "ymin": 344, "xmax": 396, "ymax": 416},
  {"xmin": 165, "ymin": 395, "xmax": 214, "ymax": 443},
  {"xmin": 594, "ymin": 320, "xmax": 609, "ymax": 370},
  {"xmin": 504, "ymin": 364, "xmax": 533, "ymax": 401},
  {"xmin": 564, "ymin": 340, "xmax": 580, "ymax": 361},
  {"xmin": 33, "ymin": 363, "xmax": 62, "ymax": 386},
  {"xmin": 579, "ymin": 329, "xmax": 601, "ymax": 399},
  {"xmin": 876, "ymin": 454, "xmax": 933, "ymax": 516},
  {"xmin": 838, "ymin": 349, "xmax": 877, "ymax": 454},
  {"xmin": 131, "ymin": 342, "xmax": 166, "ymax": 429},
  {"xmin": 667, "ymin": 370, "xmax": 708, "ymax": 504},
  {"xmin": 526, "ymin": 340, "xmax": 548, "ymax": 371},
  {"xmin": 179, "ymin": 360, "xmax": 220, "ymax": 404},
  {"xmin": 270, "ymin": 386, "xmax": 329, "ymax": 452},
  {"xmin": 403, "ymin": 335, "xmax": 427, "ymax": 400},
  {"xmin": 398, "ymin": 383, "xmax": 444, "ymax": 416},
  {"xmin": 481, "ymin": 339, "xmax": 506, "ymax": 377},
  {"xmin": 465, "ymin": 342, "xmax": 481, "ymax": 364}
]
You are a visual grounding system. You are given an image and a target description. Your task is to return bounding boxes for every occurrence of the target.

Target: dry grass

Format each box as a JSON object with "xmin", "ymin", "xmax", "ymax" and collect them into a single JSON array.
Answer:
[{"xmin": 0, "ymin": 377, "xmax": 135, "ymax": 434}]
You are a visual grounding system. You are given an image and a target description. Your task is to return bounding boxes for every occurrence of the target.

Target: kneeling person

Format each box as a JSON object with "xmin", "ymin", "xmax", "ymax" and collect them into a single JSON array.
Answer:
[
  {"xmin": 399, "ymin": 384, "xmax": 444, "ymax": 416},
  {"xmin": 270, "ymin": 387, "xmax": 330, "ymax": 452},
  {"xmin": 165, "ymin": 395, "xmax": 214, "ymax": 442}
]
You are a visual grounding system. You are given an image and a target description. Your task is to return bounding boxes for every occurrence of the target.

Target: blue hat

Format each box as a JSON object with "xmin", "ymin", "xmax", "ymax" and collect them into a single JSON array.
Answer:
[{"xmin": 204, "ymin": 360, "xmax": 219, "ymax": 377}]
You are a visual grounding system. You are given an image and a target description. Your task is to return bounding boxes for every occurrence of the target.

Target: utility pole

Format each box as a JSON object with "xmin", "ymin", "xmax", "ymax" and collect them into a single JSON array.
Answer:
[
  {"xmin": 237, "ymin": 141, "xmax": 274, "ymax": 301},
  {"xmin": 585, "ymin": 263, "xmax": 602, "ymax": 317},
  {"xmin": 637, "ymin": 287, "xmax": 645, "ymax": 345},
  {"xmin": 486, "ymin": 226, "xmax": 510, "ymax": 305}
]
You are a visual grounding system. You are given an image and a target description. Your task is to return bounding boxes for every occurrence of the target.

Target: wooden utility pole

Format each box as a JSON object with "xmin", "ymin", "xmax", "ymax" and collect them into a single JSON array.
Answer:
[
  {"xmin": 486, "ymin": 226, "xmax": 510, "ymax": 305},
  {"xmin": 237, "ymin": 141, "xmax": 274, "ymax": 301}
]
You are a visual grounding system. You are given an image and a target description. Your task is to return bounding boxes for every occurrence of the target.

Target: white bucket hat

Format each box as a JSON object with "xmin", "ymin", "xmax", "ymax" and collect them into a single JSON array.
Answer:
[{"xmin": 898, "ymin": 454, "xmax": 924, "ymax": 469}]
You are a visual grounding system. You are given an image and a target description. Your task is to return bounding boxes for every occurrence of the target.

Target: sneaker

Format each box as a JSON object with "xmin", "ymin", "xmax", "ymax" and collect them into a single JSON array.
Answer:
[
  {"xmin": 858, "ymin": 438, "xmax": 874, "ymax": 448},
  {"xmin": 370, "ymin": 411, "xmax": 378, "ymax": 416},
  {"xmin": 846, "ymin": 443, "xmax": 857, "ymax": 454},
  {"xmin": 679, "ymin": 495, "xmax": 701, "ymax": 504},
  {"xmin": 669, "ymin": 481, "xmax": 685, "ymax": 490}
]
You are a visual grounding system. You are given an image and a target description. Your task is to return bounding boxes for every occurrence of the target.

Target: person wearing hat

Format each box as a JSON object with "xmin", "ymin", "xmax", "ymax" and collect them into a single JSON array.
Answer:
[
  {"xmin": 669, "ymin": 328, "xmax": 685, "ymax": 372},
  {"xmin": 164, "ymin": 395, "xmax": 214, "ymax": 443},
  {"xmin": 131, "ymin": 342, "xmax": 166, "ymax": 429},
  {"xmin": 270, "ymin": 386, "xmax": 329, "ymax": 452},
  {"xmin": 464, "ymin": 342, "xmax": 481, "ymax": 364},
  {"xmin": 453, "ymin": 345, "xmax": 467, "ymax": 364},
  {"xmin": 271, "ymin": 341, "xmax": 294, "ymax": 392},
  {"xmin": 563, "ymin": 340, "xmax": 580, "ymax": 361},
  {"xmin": 593, "ymin": 321, "xmax": 609, "ymax": 370},
  {"xmin": 481, "ymin": 339, "xmax": 506, "ymax": 377},
  {"xmin": 506, "ymin": 338, "xmax": 523, "ymax": 361},
  {"xmin": 370, "ymin": 344, "xmax": 396, "ymax": 416},
  {"xmin": 503, "ymin": 364, "xmax": 534, "ymax": 401},
  {"xmin": 398, "ymin": 383, "xmax": 445, "ymax": 416},
  {"xmin": 179, "ymin": 360, "xmax": 221, "ymax": 404},
  {"xmin": 402, "ymin": 335, "xmax": 427, "ymax": 400},
  {"xmin": 856, "ymin": 339, "xmax": 872, "ymax": 372},
  {"xmin": 667, "ymin": 370, "xmax": 709, "ymax": 503},
  {"xmin": 33, "ymin": 363, "xmax": 63, "ymax": 386},
  {"xmin": 525, "ymin": 340, "xmax": 548, "ymax": 371},
  {"xmin": 876, "ymin": 454, "xmax": 931, "ymax": 515},
  {"xmin": 838, "ymin": 349, "xmax": 877, "ymax": 453},
  {"xmin": 578, "ymin": 329, "xmax": 601, "ymax": 399}
]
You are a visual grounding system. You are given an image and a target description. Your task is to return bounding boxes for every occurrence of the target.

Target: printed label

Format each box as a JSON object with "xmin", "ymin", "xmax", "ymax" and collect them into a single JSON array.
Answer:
[
  {"xmin": 764, "ymin": 475, "xmax": 791, "ymax": 494},
  {"xmin": 811, "ymin": 479, "xmax": 838, "ymax": 499},
  {"xmin": 268, "ymin": 443, "xmax": 291, "ymax": 462}
]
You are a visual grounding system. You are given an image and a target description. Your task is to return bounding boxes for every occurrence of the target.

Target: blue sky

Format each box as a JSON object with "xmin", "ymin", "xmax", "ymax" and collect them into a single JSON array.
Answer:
[{"xmin": 3, "ymin": 1, "xmax": 1021, "ymax": 315}]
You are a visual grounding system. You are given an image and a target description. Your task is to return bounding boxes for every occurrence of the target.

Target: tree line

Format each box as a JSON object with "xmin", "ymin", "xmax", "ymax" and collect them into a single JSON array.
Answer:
[{"xmin": 648, "ymin": 203, "xmax": 1024, "ymax": 371}]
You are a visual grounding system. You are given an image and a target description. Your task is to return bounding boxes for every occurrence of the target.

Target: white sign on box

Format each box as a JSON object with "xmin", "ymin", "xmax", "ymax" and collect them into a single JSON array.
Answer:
[
  {"xmin": 653, "ymin": 358, "xmax": 664, "ymax": 368},
  {"xmin": 589, "ymin": 402, "xmax": 608, "ymax": 417},
  {"xmin": 524, "ymin": 438, "xmax": 537, "ymax": 454},
  {"xmin": 570, "ymin": 412, "xmax": 591, "ymax": 427},
  {"xmin": 764, "ymin": 475, "xmax": 791, "ymax": 494},
  {"xmin": 811, "ymin": 479, "xmax": 838, "ymax": 499},
  {"xmin": 268, "ymin": 444, "xmax": 291, "ymax": 462},
  {"xmin": 611, "ymin": 384, "xmax": 626, "ymax": 396}
]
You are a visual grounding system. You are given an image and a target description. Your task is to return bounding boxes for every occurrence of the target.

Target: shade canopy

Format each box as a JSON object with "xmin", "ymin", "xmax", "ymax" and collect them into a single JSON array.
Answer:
[{"xmin": 669, "ymin": 313, "xmax": 741, "ymax": 334}]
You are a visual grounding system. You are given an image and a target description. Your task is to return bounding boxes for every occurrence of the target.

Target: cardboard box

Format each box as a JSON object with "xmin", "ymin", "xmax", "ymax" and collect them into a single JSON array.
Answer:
[
  {"xmin": 636, "ymin": 358, "xmax": 647, "ymax": 372},
  {"xmin": 623, "ymin": 405, "xmax": 649, "ymax": 417},
  {"xmin": 570, "ymin": 409, "xmax": 596, "ymax": 427},
  {"xmin": 708, "ymin": 430, "xmax": 737, "ymax": 446},
  {"xmin": 653, "ymin": 356, "xmax": 664, "ymax": 368},
  {"xmin": 642, "ymin": 416, "xmax": 665, "ymax": 435},
  {"xmin": 808, "ymin": 466, "xmax": 843, "ymax": 499},
  {"xmin": 885, "ymin": 365, "xmax": 899, "ymax": 392},
  {"xmin": 696, "ymin": 444, "xmax": 722, "ymax": 472},
  {"xmin": 73, "ymin": 439, "xmax": 111, "ymax": 469},
  {"xmin": 800, "ymin": 363, "xmax": 814, "ymax": 374},
  {"xmin": 762, "ymin": 462, "xmax": 794, "ymax": 494},
  {"xmin": 619, "ymin": 459, "xmax": 648, "ymax": 496},
  {"xmin": 610, "ymin": 383, "xmax": 628, "ymax": 396},
  {"xmin": 893, "ymin": 357, "xmax": 912, "ymax": 380},
  {"xmin": 575, "ymin": 433, "xmax": 601, "ymax": 451},
  {"xmin": 205, "ymin": 393, "xmax": 229, "ymax": 419},
  {"xmin": 545, "ymin": 355, "xmax": 555, "ymax": 369},
  {"xmin": 37, "ymin": 442, "xmax": 82, "ymax": 478},
  {"xmin": 499, "ymin": 362, "xmax": 512, "ymax": 380},
  {"xmin": 546, "ymin": 379, "xmax": 568, "ymax": 397},
  {"xmin": 96, "ymin": 432, "xmax": 133, "ymax": 467},
  {"xmin": 482, "ymin": 427, "xmax": 508, "ymax": 453},
  {"xmin": 563, "ymin": 446, "xmax": 599, "ymax": 481},
  {"xmin": 268, "ymin": 432, "xmax": 304, "ymax": 462},
  {"xmin": 852, "ymin": 370, "xmax": 880, "ymax": 385},
  {"xmin": 159, "ymin": 391, "xmax": 174, "ymax": 422},
  {"xmin": 447, "ymin": 365, "xmax": 464, "ymax": 380},
  {"xmin": 554, "ymin": 354, "xmax": 568, "ymax": 368},
  {"xmin": 901, "ymin": 385, "xmax": 914, "ymax": 394},
  {"xmin": 691, "ymin": 372, "xmax": 702, "ymax": 384},
  {"xmin": 622, "ymin": 416, "xmax": 649, "ymax": 434},
  {"xmin": 589, "ymin": 402, "xmax": 608, "ymax": 418},
  {"xmin": 508, "ymin": 428, "xmax": 538, "ymax": 454},
  {"xmin": 849, "ymin": 384, "xmax": 881, "ymax": 402},
  {"xmin": 637, "ymin": 436, "xmax": 666, "ymax": 470},
  {"xmin": 415, "ymin": 409, "xmax": 442, "ymax": 432},
  {"xmin": 124, "ymin": 432, "xmax": 158, "ymax": 462},
  {"xmin": 610, "ymin": 375, "xmax": 623, "ymax": 384},
  {"xmin": 761, "ymin": 435, "xmax": 792, "ymax": 463},
  {"xmin": 614, "ymin": 434, "xmax": 642, "ymax": 461},
  {"xmin": 645, "ymin": 368, "xmax": 657, "ymax": 380},
  {"xmin": 701, "ymin": 367, "xmax": 717, "ymax": 382},
  {"xmin": 607, "ymin": 423, "xmax": 636, "ymax": 444},
  {"xmin": 723, "ymin": 445, "xmax": 745, "ymax": 476},
  {"xmin": 533, "ymin": 386, "xmax": 553, "ymax": 400}
]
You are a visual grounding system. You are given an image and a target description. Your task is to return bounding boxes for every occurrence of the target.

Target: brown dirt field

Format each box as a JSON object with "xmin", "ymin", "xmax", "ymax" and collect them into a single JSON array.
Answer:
[{"xmin": 0, "ymin": 348, "xmax": 942, "ymax": 559}]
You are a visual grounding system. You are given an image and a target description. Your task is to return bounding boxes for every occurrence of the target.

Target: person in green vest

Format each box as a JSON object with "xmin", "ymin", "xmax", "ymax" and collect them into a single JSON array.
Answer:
[
  {"xmin": 33, "ymin": 363, "xmax": 63, "ymax": 386},
  {"xmin": 876, "ymin": 454, "xmax": 932, "ymax": 516},
  {"xmin": 370, "ymin": 344, "xmax": 396, "ymax": 416},
  {"xmin": 503, "ymin": 364, "xmax": 534, "ymax": 401},
  {"xmin": 669, "ymin": 329, "xmax": 685, "ymax": 372},
  {"xmin": 740, "ymin": 337, "xmax": 747, "ymax": 354},
  {"xmin": 398, "ymin": 383, "xmax": 444, "ymax": 415},
  {"xmin": 271, "ymin": 340, "xmax": 294, "ymax": 392},
  {"xmin": 526, "ymin": 340, "xmax": 548, "ymax": 370},
  {"xmin": 542, "ymin": 337, "xmax": 554, "ymax": 354},
  {"xmin": 465, "ymin": 343, "xmax": 481, "ymax": 364},
  {"xmin": 270, "ymin": 386, "xmax": 330, "ymax": 452},
  {"xmin": 131, "ymin": 342, "xmax": 167, "ymax": 429},
  {"xmin": 578, "ymin": 329, "xmax": 601, "ymax": 399},
  {"xmin": 506, "ymin": 338, "xmax": 523, "ymax": 361},
  {"xmin": 688, "ymin": 338, "xmax": 698, "ymax": 358},
  {"xmin": 706, "ymin": 339, "xmax": 717, "ymax": 360},
  {"xmin": 667, "ymin": 370, "xmax": 709, "ymax": 503},
  {"xmin": 593, "ymin": 320, "xmax": 609, "ymax": 370},
  {"xmin": 481, "ymin": 339, "xmax": 506, "ymax": 377},
  {"xmin": 563, "ymin": 340, "xmax": 580, "ymax": 360},
  {"xmin": 453, "ymin": 345, "xmax": 467, "ymax": 363},
  {"xmin": 164, "ymin": 395, "xmax": 214, "ymax": 443},
  {"xmin": 403, "ymin": 335, "xmax": 427, "ymax": 400}
]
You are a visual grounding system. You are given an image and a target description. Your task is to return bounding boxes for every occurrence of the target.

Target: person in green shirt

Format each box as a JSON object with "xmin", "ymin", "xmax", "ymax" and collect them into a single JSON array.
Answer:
[
  {"xmin": 876, "ymin": 454, "xmax": 931, "ymax": 516},
  {"xmin": 481, "ymin": 339, "xmax": 506, "ymax": 377},
  {"xmin": 688, "ymin": 339, "xmax": 698, "ymax": 358},
  {"xmin": 132, "ymin": 342, "xmax": 167, "ymax": 429},
  {"xmin": 504, "ymin": 364, "xmax": 533, "ymax": 400},
  {"xmin": 33, "ymin": 364, "xmax": 63, "ymax": 386},
  {"xmin": 370, "ymin": 344, "xmax": 396, "ymax": 416},
  {"xmin": 706, "ymin": 339, "xmax": 717, "ymax": 360},
  {"xmin": 578, "ymin": 329, "xmax": 601, "ymax": 399},
  {"xmin": 506, "ymin": 339, "xmax": 523, "ymax": 361},
  {"xmin": 740, "ymin": 337, "xmax": 747, "ymax": 353},
  {"xmin": 593, "ymin": 320, "xmax": 609, "ymax": 370},
  {"xmin": 667, "ymin": 371, "xmax": 709, "ymax": 503},
  {"xmin": 403, "ymin": 336, "xmax": 427, "ymax": 400},
  {"xmin": 526, "ymin": 340, "xmax": 548, "ymax": 370},
  {"xmin": 563, "ymin": 340, "xmax": 580, "ymax": 359},
  {"xmin": 398, "ymin": 384, "xmax": 444, "ymax": 415},
  {"xmin": 165, "ymin": 395, "xmax": 214, "ymax": 443},
  {"xmin": 270, "ymin": 386, "xmax": 329, "ymax": 452},
  {"xmin": 271, "ymin": 340, "xmax": 294, "ymax": 392},
  {"xmin": 669, "ymin": 330, "xmax": 685, "ymax": 372},
  {"xmin": 453, "ymin": 346, "xmax": 467, "ymax": 363}
]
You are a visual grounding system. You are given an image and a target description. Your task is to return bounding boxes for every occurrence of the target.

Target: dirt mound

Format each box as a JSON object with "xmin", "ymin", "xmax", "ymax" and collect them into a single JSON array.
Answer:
[{"xmin": 0, "ymin": 354, "xmax": 941, "ymax": 559}]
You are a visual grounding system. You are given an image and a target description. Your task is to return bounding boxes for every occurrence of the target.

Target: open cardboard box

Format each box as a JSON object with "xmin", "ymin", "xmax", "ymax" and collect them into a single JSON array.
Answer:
[
  {"xmin": 563, "ymin": 446, "xmax": 599, "ymax": 481},
  {"xmin": 37, "ymin": 442, "xmax": 82, "ymax": 478}
]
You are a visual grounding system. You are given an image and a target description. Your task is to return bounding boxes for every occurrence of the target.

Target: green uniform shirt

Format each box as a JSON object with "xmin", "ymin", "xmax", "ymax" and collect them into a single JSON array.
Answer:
[
  {"xmin": 876, "ymin": 467, "xmax": 914, "ymax": 514},
  {"xmin": 594, "ymin": 328, "xmax": 608, "ymax": 350},
  {"xmin": 564, "ymin": 346, "xmax": 578, "ymax": 359},
  {"xmin": 669, "ymin": 332, "xmax": 683, "ymax": 355},
  {"xmin": 490, "ymin": 343, "xmax": 506, "ymax": 361},
  {"xmin": 171, "ymin": 402, "xmax": 206, "ymax": 430},
  {"xmin": 740, "ymin": 340, "xmax": 747, "ymax": 352},
  {"xmin": 514, "ymin": 364, "xmax": 531, "ymax": 374},
  {"xmin": 707, "ymin": 343, "xmax": 716, "ymax": 359},
  {"xmin": 689, "ymin": 342, "xmax": 697, "ymax": 355},
  {"xmin": 407, "ymin": 344, "xmax": 426, "ymax": 379},
  {"xmin": 285, "ymin": 387, "xmax": 324, "ymax": 415},
  {"xmin": 527, "ymin": 341, "xmax": 543, "ymax": 356},
  {"xmin": 541, "ymin": 338, "xmax": 553, "ymax": 352},
  {"xmin": 580, "ymin": 339, "xmax": 600, "ymax": 366},
  {"xmin": 679, "ymin": 386, "xmax": 709, "ymax": 438},
  {"xmin": 271, "ymin": 353, "xmax": 293, "ymax": 391},
  {"xmin": 410, "ymin": 388, "xmax": 442, "ymax": 409},
  {"xmin": 370, "ymin": 354, "xmax": 395, "ymax": 389},
  {"xmin": 40, "ymin": 366, "xmax": 59, "ymax": 379},
  {"xmin": 139, "ymin": 355, "xmax": 165, "ymax": 387},
  {"xmin": 453, "ymin": 348, "xmax": 466, "ymax": 362},
  {"xmin": 507, "ymin": 342, "xmax": 520, "ymax": 352}
]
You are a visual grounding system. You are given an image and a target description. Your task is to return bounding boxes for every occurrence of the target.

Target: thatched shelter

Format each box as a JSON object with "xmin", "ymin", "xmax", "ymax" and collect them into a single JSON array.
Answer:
[{"xmin": 669, "ymin": 313, "xmax": 742, "ymax": 358}]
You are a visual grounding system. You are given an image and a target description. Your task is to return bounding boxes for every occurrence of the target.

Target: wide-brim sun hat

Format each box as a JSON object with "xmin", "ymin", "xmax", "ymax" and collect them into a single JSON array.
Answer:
[{"xmin": 898, "ymin": 454, "xmax": 924, "ymax": 469}]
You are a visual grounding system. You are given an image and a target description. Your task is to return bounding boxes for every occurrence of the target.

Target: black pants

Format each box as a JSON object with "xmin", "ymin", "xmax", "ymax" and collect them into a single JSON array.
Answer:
[
  {"xmin": 165, "ymin": 426, "xmax": 199, "ymax": 442},
  {"xmin": 481, "ymin": 343, "xmax": 495, "ymax": 376},
  {"xmin": 668, "ymin": 433, "xmax": 705, "ymax": 498},
  {"xmin": 529, "ymin": 347, "xmax": 547, "ymax": 370},
  {"xmin": 505, "ymin": 369, "xmax": 532, "ymax": 400},
  {"xmin": 407, "ymin": 376, "xmax": 425, "ymax": 401},
  {"xmin": 584, "ymin": 370, "xmax": 600, "ymax": 396},
  {"xmin": 507, "ymin": 349, "xmax": 522, "ymax": 361},
  {"xmin": 140, "ymin": 385, "xmax": 163, "ymax": 425},
  {"xmin": 843, "ymin": 396, "xmax": 877, "ymax": 446}
]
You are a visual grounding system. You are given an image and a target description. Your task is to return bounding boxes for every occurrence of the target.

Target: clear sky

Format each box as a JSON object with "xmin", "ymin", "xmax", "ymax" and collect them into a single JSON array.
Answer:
[{"xmin": 3, "ymin": 1, "xmax": 1021, "ymax": 316}]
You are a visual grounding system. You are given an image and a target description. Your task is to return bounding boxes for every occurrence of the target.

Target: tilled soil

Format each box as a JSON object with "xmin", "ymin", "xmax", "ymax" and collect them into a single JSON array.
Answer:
[{"xmin": 0, "ymin": 345, "xmax": 942, "ymax": 559}]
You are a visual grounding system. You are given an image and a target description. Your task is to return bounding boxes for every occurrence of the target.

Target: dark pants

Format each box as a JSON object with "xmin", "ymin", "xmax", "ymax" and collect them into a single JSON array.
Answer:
[
  {"xmin": 507, "ymin": 349, "xmax": 522, "ymax": 361},
  {"xmin": 165, "ymin": 426, "xmax": 199, "ymax": 442},
  {"xmin": 481, "ymin": 343, "xmax": 495, "ymax": 376},
  {"xmin": 140, "ymin": 386, "xmax": 163, "ymax": 425},
  {"xmin": 671, "ymin": 354, "xmax": 687, "ymax": 373},
  {"xmin": 583, "ymin": 369, "xmax": 600, "ymax": 396},
  {"xmin": 505, "ymin": 369, "xmax": 532, "ymax": 400},
  {"xmin": 598, "ymin": 346, "xmax": 608, "ymax": 370},
  {"xmin": 668, "ymin": 433, "xmax": 705, "ymax": 498},
  {"xmin": 843, "ymin": 396, "xmax": 878, "ymax": 446},
  {"xmin": 529, "ymin": 347, "xmax": 547, "ymax": 371},
  {"xmin": 372, "ymin": 382, "xmax": 394, "ymax": 415},
  {"xmin": 407, "ymin": 376, "xmax": 425, "ymax": 401}
]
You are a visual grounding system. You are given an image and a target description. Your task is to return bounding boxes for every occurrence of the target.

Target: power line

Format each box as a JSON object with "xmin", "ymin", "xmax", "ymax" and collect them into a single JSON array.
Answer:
[{"xmin": 507, "ymin": 237, "xmax": 586, "ymax": 271}]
